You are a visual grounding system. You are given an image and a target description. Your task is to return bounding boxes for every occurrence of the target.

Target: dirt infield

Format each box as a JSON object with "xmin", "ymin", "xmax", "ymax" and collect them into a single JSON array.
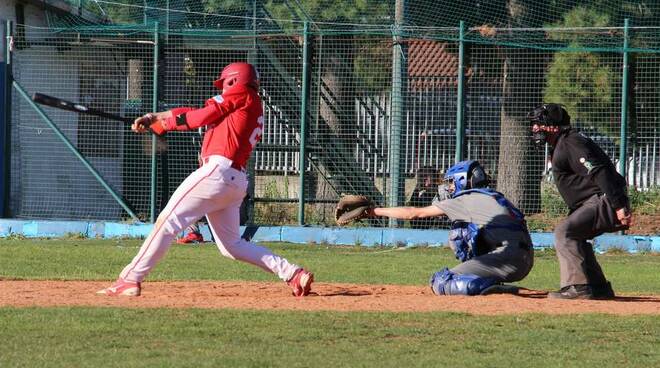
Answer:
[{"xmin": 1, "ymin": 280, "xmax": 659, "ymax": 315}]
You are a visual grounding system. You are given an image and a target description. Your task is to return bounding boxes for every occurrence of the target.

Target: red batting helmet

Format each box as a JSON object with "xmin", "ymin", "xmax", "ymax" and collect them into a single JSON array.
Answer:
[{"xmin": 213, "ymin": 62, "xmax": 259, "ymax": 93}]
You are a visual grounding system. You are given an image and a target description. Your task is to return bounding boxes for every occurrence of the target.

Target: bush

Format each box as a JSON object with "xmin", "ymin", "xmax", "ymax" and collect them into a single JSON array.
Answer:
[
  {"xmin": 628, "ymin": 187, "xmax": 660, "ymax": 216},
  {"xmin": 540, "ymin": 182, "xmax": 569, "ymax": 216}
]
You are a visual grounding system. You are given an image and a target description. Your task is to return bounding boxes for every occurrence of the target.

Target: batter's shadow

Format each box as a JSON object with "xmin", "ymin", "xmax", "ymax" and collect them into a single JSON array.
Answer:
[{"xmin": 320, "ymin": 289, "xmax": 373, "ymax": 297}]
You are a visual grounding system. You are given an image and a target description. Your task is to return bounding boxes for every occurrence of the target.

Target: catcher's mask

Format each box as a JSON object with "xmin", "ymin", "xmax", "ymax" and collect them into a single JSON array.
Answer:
[
  {"xmin": 443, "ymin": 160, "xmax": 489, "ymax": 197},
  {"xmin": 213, "ymin": 62, "xmax": 260, "ymax": 94},
  {"xmin": 436, "ymin": 184, "xmax": 452, "ymax": 201},
  {"xmin": 527, "ymin": 103, "xmax": 570, "ymax": 147}
]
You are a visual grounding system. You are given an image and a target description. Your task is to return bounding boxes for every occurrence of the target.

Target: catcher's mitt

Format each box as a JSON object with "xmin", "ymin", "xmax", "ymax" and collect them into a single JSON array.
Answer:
[{"xmin": 335, "ymin": 195, "xmax": 375, "ymax": 226}]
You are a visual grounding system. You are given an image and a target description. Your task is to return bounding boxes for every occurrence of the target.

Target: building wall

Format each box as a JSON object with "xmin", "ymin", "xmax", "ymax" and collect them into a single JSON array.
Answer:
[{"xmin": 1, "ymin": 2, "xmax": 127, "ymax": 220}]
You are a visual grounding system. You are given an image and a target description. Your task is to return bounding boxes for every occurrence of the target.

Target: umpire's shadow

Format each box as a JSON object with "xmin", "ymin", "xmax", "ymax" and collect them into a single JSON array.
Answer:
[
  {"xmin": 609, "ymin": 296, "xmax": 660, "ymax": 303},
  {"xmin": 514, "ymin": 290, "xmax": 660, "ymax": 302}
]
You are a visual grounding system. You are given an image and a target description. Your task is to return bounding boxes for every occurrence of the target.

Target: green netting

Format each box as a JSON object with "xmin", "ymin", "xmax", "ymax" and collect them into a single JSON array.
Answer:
[
  {"xmin": 6, "ymin": 1, "xmax": 660, "ymax": 226},
  {"xmin": 49, "ymin": 1, "xmax": 660, "ymax": 52},
  {"xmin": 9, "ymin": 27, "xmax": 155, "ymax": 220}
]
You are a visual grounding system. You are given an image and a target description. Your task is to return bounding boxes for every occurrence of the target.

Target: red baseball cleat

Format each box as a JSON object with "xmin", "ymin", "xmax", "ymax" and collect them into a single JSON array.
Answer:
[
  {"xmin": 177, "ymin": 231, "xmax": 204, "ymax": 244},
  {"xmin": 287, "ymin": 268, "xmax": 314, "ymax": 297},
  {"xmin": 96, "ymin": 278, "xmax": 141, "ymax": 296}
]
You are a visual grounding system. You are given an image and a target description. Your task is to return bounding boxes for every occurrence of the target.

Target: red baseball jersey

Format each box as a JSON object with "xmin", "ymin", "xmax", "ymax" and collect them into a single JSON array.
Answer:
[{"xmin": 164, "ymin": 85, "xmax": 263, "ymax": 168}]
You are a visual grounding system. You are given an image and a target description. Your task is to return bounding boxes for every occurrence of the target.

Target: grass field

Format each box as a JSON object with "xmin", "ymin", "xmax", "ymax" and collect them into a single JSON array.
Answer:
[{"xmin": 1, "ymin": 238, "xmax": 659, "ymax": 367}]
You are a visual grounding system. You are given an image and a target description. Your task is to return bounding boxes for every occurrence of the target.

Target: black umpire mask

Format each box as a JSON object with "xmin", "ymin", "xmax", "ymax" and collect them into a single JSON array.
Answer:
[
  {"xmin": 527, "ymin": 103, "xmax": 569, "ymax": 148},
  {"xmin": 531, "ymin": 131, "xmax": 548, "ymax": 148}
]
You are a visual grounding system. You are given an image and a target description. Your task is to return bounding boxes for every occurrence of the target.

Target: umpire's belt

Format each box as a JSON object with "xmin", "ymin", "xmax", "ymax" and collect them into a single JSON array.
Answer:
[{"xmin": 202, "ymin": 155, "xmax": 246, "ymax": 172}]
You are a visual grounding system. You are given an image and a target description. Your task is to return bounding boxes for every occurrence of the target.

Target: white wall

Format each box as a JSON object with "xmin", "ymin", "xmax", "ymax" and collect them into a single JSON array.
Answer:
[
  {"xmin": 0, "ymin": 0, "xmax": 16, "ymax": 25},
  {"xmin": 2, "ymin": 2, "xmax": 126, "ymax": 220}
]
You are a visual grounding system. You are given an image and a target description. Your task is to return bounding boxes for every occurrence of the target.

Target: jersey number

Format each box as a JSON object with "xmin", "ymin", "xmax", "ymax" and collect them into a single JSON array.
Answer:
[{"xmin": 249, "ymin": 116, "xmax": 264, "ymax": 147}]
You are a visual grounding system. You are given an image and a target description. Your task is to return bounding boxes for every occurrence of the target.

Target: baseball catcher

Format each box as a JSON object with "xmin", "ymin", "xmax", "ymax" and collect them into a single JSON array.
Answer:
[{"xmin": 336, "ymin": 160, "xmax": 534, "ymax": 296}]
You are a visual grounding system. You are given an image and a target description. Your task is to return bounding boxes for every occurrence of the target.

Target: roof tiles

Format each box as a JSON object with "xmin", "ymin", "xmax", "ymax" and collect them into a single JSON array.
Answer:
[{"xmin": 407, "ymin": 40, "xmax": 468, "ymax": 90}]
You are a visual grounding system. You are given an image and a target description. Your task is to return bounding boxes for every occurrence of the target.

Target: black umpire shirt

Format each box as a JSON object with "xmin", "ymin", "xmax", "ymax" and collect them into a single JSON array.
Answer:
[{"xmin": 551, "ymin": 129, "xmax": 628, "ymax": 211}]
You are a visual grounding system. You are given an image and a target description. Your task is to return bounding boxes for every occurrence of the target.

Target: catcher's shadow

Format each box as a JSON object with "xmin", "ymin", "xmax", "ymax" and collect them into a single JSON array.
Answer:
[{"xmin": 511, "ymin": 288, "xmax": 549, "ymax": 299}]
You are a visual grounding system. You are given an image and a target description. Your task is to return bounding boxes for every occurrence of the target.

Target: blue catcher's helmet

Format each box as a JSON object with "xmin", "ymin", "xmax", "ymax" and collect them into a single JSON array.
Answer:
[{"xmin": 444, "ymin": 160, "xmax": 489, "ymax": 196}]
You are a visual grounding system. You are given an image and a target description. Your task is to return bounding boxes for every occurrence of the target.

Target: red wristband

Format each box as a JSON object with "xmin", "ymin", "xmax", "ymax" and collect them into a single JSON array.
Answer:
[{"xmin": 149, "ymin": 121, "xmax": 167, "ymax": 136}]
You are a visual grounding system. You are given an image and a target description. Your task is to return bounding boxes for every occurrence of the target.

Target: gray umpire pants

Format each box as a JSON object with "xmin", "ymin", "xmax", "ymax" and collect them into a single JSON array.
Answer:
[
  {"xmin": 450, "ymin": 238, "xmax": 534, "ymax": 283},
  {"xmin": 555, "ymin": 194, "xmax": 622, "ymax": 288}
]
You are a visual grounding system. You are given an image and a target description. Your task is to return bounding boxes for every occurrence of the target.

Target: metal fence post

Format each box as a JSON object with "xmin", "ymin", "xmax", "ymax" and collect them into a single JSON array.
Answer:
[
  {"xmin": 150, "ymin": 22, "xmax": 160, "ymax": 222},
  {"xmin": 389, "ymin": 0, "xmax": 406, "ymax": 227},
  {"xmin": 298, "ymin": 22, "xmax": 311, "ymax": 225},
  {"xmin": 619, "ymin": 18, "xmax": 630, "ymax": 178},
  {"xmin": 244, "ymin": 0, "xmax": 258, "ymax": 225},
  {"xmin": 455, "ymin": 20, "xmax": 466, "ymax": 163},
  {"xmin": 2, "ymin": 21, "xmax": 12, "ymax": 217}
]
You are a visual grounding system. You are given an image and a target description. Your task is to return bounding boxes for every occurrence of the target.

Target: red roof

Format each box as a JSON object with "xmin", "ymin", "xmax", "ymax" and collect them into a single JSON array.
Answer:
[{"xmin": 407, "ymin": 40, "xmax": 469, "ymax": 90}]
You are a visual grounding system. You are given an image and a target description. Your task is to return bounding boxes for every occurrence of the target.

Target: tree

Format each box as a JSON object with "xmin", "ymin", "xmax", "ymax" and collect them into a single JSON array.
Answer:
[
  {"xmin": 543, "ymin": 7, "xmax": 620, "ymax": 138},
  {"xmin": 405, "ymin": 0, "xmax": 552, "ymax": 214},
  {"xmin": 495, "ymin": 0, "xmax": 547, "ymax": 214},
  {"xmin": 544, "ymin": 51, "xmax": 619, "ymax": 137}
]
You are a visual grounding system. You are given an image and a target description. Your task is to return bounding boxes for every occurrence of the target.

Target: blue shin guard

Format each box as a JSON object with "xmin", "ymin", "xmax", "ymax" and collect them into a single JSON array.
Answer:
[{"xmin": 429, "ymin": 268, "xmax": 498, "ymax": 296}]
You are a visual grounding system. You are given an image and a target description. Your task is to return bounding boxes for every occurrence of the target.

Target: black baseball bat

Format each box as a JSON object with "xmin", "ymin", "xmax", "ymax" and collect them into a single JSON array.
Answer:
[{"xmin": 32, "ymin": 92, "xmax": 133, "ymax": 124}]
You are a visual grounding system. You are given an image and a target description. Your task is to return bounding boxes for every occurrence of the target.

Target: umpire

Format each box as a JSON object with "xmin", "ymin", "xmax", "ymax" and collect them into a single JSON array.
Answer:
[{"xmin": 528, "ymin": 103, "xmax": 633, "ymax": 300}]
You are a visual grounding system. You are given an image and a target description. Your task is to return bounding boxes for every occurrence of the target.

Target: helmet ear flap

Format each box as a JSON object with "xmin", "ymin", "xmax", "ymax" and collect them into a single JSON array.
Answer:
[
  {"xmin": 213, "ymin": 78, "xmax": 224, "ymax": 91},
  {"xmin": 470, "ymin": 165, "xmax": 489, "ymax": 188}
]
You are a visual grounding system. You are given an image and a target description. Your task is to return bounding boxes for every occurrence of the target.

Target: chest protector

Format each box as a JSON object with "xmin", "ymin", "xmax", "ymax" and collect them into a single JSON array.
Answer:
[{"xmin": 448, "ymin": 189, "xmax": 526, "ymax": 262}]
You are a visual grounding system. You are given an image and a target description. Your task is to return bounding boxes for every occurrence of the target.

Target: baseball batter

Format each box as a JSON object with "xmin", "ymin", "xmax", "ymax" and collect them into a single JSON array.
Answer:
[{"xmin": 97, "ymin": 62, "xmax": 314, "ymax": 297}]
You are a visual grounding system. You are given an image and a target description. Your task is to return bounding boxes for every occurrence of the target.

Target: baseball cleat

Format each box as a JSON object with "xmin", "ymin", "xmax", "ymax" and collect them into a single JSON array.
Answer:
[
  {"xmin": 287, "ymin": 268, "xmax": 314, "ymax": 297},
  {"xmin": 177, "ymin": 231, "xmax": 204, "ymax": 244},
  {"xmin": 96, "ymin": 278, "xmax": 141, "ymax": 296}
]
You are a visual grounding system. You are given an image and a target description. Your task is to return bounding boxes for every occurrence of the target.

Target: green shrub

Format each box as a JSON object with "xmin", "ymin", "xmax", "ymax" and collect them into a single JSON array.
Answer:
[
  {"xmin": 628, "ymin": 187, "xmax": 660, "ymax": 215},
  {"xmin": 540, "ymin": 182, "xmax": 569, "ymax": 216}
]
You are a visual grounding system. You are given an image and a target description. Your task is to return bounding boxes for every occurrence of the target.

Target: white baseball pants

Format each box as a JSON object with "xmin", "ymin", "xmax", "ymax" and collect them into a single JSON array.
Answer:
[{"xmin": 119, "ymin": 155, "xmax": 301, "ymax": 283}]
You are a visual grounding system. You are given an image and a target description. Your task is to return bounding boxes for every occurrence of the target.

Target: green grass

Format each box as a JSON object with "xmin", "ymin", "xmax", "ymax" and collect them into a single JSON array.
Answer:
[
  {"xmin": 1, "ymin": 238, "xmax": 659, "ymax": 293},
  {"xmin": 0, "ymin": 308, "xmax": 659, "ymax": 368},
  {"xmin": 1, "ymin": 239, "xmax": 660, "ymax": 367}
]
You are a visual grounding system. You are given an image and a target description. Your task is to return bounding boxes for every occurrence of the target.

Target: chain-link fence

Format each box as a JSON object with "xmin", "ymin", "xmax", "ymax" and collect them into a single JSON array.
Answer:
[{"xmin": 3, "ymin": 1, "xmax": 659, "ymax": 228}]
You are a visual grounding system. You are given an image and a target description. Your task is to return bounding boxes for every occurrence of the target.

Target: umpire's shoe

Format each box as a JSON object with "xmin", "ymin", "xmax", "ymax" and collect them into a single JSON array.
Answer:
[
  {"xmin": 548, "ymin": 284, "xmax": 593, "ymax": 300},
  {"xmin": 549, "ymin": 282, "xmax": 616, "ymax": 300}
]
